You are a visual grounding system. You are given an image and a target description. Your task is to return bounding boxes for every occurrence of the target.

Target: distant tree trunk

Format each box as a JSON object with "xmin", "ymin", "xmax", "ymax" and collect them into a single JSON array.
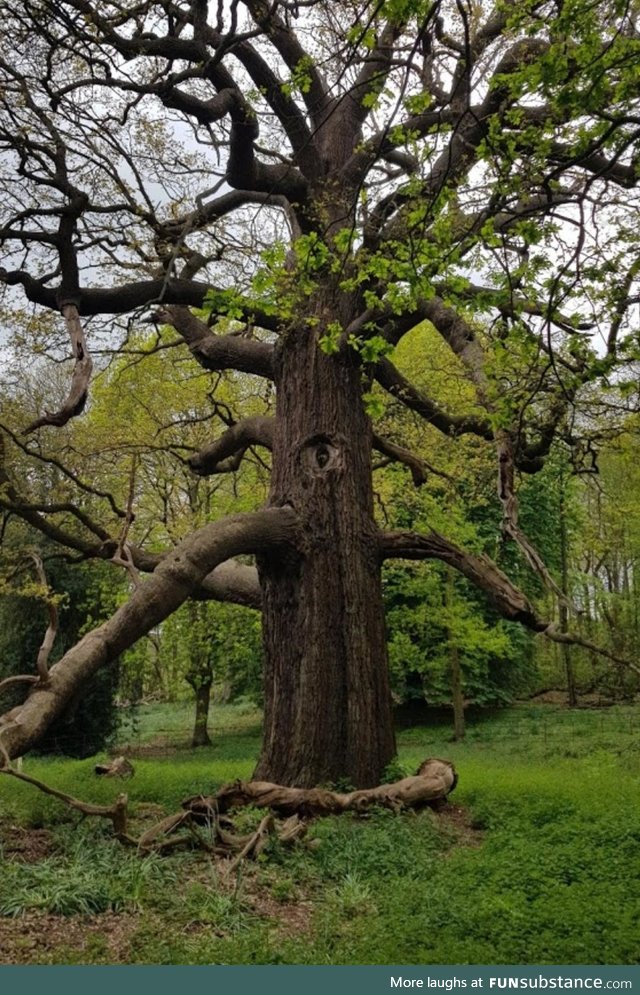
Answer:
[
  {"xmin": 187, "ymin": 603, "xmax": 213, "ymax": 748},
  {"xmin": 256, "ymin": 298, "xmax": 396, "ymax": 789},
  {"xmin": 446, "ymin": 568, "xmax": 465, "ymax": 740},
  {"xmin": 191, "ymin": 680, "xmax": 212, "ymax": 747},
  {"xmin": 559, "ymin": 468, "xmax": 577, "ymax": 706}
]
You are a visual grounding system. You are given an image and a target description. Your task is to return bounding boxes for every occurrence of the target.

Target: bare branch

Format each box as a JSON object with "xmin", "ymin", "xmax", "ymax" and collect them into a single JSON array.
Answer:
[
  {"xmin": 497, "ymin": 430, "xmax": 574, "ymax": 610},
  {"xmin": 372, "ymin": 433, "xmax": 453, "ymax": 486},
  {"xmin": 380, "ymin": 528, "xmax": 544, "ymax": 629},
  {"xmin": 0, "ymin": 767, "xmax": 129, "ymax": 837},
  {"xmin": 189, "ymin": 416, "xmax": 275, "ymax": 475},
  {"xmin": 156, "ymin": 305, "xmax": 275, "ymax": 378},
  {"xmin": 26, "ymin": 552, "xmax": 58, "ymax": 682},
  {"xmin": 375, "ymin": 358, "xmax": 493, "ymax": 439},
  {"xmin": 544, "ymin": 625, "xmax": 640, "ymax": 678}
]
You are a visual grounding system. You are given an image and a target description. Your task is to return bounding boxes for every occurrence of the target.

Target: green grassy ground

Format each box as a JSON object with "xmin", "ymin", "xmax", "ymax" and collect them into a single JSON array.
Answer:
[{"xmin": 1, "ymin": 702, "xmax": 639, "ymax": 965}]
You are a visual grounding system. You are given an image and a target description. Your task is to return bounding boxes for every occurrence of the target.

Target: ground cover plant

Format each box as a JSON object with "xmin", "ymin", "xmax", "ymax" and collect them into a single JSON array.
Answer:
[{"xmin": 1, "ymin": 702, "xmax": 639, "ymax": 965}]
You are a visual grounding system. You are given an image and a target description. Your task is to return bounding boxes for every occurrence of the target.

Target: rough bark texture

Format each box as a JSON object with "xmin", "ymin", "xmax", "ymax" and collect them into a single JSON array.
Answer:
[{"xmin": 256, "ymin": 311, "xmax": 396, "ymax": 788}]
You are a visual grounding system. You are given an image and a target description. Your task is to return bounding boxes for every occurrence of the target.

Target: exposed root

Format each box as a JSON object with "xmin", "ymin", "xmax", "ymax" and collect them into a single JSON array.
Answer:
[
  {"xmin": 0, "ymin": 758, "xmax": 456, "ymax": 869},
  {"xmin": 184, "ymin": 758, "xmax": 457, "ymax": 818}
]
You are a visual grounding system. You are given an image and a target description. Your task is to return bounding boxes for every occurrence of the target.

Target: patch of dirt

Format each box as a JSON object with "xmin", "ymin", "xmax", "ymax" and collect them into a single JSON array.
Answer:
[
  {"xmin": 526, "ymin": 690, "xmax": 632, "ymax": 707},
  {"xmin": 246, "ymin": 889, "xmax": 314, "ymax": 939},
  {"xmin": 432, "ymin": 802, "xmax": 485, "ymax": 848},
  {"xmin": 0, "ymin": 824, "xmax": 55, "ymax": 863},
  {"xmin": 0, "ymin": 910, "xmax": 139, "ymax": 965},
  {"xmin": 117, "ymin": 738, "xmax": 188, "ymax": 758}
]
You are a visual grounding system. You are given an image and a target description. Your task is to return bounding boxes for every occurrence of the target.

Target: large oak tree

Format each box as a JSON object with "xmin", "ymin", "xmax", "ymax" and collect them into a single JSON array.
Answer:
[{"xmin": 1, "ymin": 0, "xmax": 639, "ymax": 786}]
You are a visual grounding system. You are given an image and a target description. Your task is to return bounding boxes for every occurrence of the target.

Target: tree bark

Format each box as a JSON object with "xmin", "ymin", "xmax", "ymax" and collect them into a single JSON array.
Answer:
[{"xmin": 256, "ymin": 311, "xmax": 396, "ymax": 789}]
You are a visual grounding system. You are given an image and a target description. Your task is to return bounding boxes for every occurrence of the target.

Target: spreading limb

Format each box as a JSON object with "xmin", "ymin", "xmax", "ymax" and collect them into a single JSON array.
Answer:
[
  {"xmin": 0, "ymin": 508, "xmax": 297, "ymax": 763},
  {"xmin": 189, "ymin": 416, "xmax": 275, "ymax": 475}
]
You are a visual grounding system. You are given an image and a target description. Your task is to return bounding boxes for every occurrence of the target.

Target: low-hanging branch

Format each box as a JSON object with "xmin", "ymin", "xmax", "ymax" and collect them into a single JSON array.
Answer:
[
  {"xmin": 380, "ymin": 528, "xmax": 640, "ymax": 678},
  {"xmin": 380, "ymin": 528, "xmax": 545, "ymax": 629},
  {"xmin": 0, "ymin": 507, "xmax": 298, "ymax": 764}
]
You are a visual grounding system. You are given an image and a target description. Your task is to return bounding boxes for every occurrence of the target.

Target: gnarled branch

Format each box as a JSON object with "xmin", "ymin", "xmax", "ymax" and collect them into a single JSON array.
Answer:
[
  {"xmin": 189, "ymin": 416, "xmax": 275, "ymax": 475},
  {"xmin": 380, "ymin": 528, "xmax": 544, "ymax": 629},
  {"xmin": 157, "ymin": 305, "xmax": 275, "ymax": 379},
  {"xmin": 375, "ymin": 358, "xmax": 493, "ymax": 439}
]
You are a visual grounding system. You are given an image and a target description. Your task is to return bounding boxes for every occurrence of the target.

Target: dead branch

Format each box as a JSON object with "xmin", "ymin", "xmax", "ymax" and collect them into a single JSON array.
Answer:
[
  {"xmin": 0, "ymin": 766, "xmax": 129, "ymax": 836},
  {"xmin": 24, "ymin": 305, "xmax": 93, "ymax": 433},
  {"xmin": 0, "ymin": 759, "xmax": 453, "ymax": 869},
  {"xmin": 112, "ymin": 455, "xmax": 140, "ymax": 586},
  {"xmin": 225, "ymin": 814, "xmax": 275, "ymax": 874},
  {"xmin": 543, "ymin": 624, "xmax": 640, "ymax": 677}
]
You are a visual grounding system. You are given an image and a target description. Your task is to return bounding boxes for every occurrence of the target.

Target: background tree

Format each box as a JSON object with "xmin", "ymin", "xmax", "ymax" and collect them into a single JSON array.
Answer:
[{"xmin": 1, "ymin": 0, "xmax": 640, "ymax": 786}]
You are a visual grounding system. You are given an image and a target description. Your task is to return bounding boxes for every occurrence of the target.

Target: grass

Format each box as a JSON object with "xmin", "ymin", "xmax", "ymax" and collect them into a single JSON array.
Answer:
[{"xmin": 1, "ymin": 701, "xmax": 639, "ymax": 965}]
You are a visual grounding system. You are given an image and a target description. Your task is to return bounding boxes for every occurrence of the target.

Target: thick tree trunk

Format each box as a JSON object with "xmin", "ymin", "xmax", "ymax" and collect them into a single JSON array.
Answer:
[
  {"xmin": 256, "ymin": 313, "xmax": 396, "ymax": 788},
  {"xmin": 191, "ymin": 681, "xmax": 212, "ymax": 747}
]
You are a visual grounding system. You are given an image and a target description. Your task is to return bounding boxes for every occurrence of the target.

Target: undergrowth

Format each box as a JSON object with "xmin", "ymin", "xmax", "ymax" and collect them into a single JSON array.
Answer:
[{"xmin": 0, "ymin": 702, "xmax": 638, "ymax": 965}]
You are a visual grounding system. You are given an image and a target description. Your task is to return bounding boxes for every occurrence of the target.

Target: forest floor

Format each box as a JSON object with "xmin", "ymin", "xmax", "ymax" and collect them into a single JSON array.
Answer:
[{"xmin": 0, "ymin": 700, "xmax": 639, "ymax": 965}]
